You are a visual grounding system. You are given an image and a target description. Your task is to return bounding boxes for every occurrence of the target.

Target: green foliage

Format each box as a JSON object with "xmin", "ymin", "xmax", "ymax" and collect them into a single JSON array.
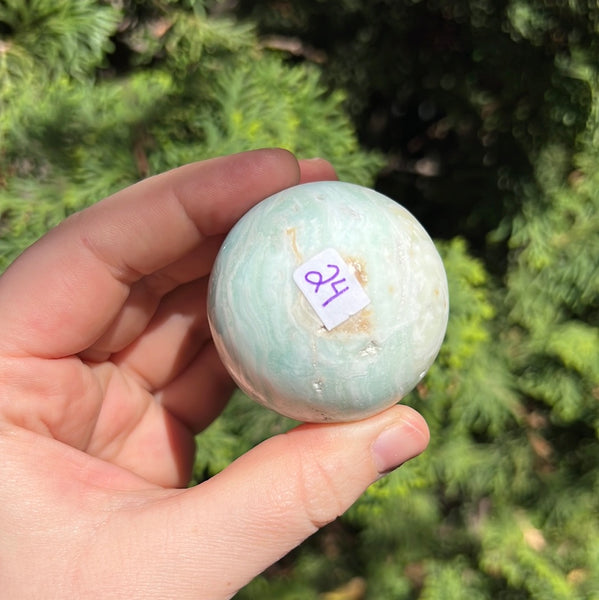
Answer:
[
  {"xmin": 233, "ymin": 0, "xmax": 597, "ymax": 248},
  {"xmin": 479, "ymin": 510, "xmax": 576, "ymax": 600},
  {"xmin": 0, "ymin": 0, "xmax": 381, "ymax": 270},
  {"xmin": 2, "ymin": 1, "xmax": 599, "ymax": 599},
  {"xmin": 0, "ymin": 0, "xmax": 120, "ymax": 89},
  {"xmin": 221, "ymin": 1, "xmax": 599, "ymax": 598},
  {"xmin": 507, "ymin": 135, "xmax": 599, "ymax": 429}
]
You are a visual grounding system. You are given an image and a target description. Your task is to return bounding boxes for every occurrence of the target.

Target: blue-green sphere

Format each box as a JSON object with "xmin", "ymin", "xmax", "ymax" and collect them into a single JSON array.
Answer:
[{"xmin": 208, "ymin": 181, "xmax": 448, "ymax": 422}]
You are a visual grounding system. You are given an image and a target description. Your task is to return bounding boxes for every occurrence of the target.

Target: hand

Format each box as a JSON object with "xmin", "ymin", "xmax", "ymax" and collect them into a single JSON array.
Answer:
[{"xmin": 0, "ymin": 149, "xmax": 429, "ymax": 599}]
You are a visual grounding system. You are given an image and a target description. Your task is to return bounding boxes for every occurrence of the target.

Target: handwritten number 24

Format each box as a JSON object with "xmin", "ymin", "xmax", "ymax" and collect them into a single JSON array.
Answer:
[{"xmin": 304, "ymin": 264, "xmax": 349, "ymax": 307}]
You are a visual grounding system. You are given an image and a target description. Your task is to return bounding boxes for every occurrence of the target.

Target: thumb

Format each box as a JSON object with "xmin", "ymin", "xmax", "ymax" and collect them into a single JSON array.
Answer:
[{"xmin": 131, "ymin": 405, "xmax": 429, "ymax": 599}]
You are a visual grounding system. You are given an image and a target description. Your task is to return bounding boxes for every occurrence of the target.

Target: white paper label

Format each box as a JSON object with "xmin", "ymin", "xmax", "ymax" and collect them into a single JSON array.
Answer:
[{"xmin": 293, "ymin": 248, "xmax": 371, "ymax": 330}]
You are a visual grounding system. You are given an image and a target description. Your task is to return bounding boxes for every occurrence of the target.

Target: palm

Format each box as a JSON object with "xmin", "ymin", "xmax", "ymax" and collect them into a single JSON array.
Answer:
[
  {"xmin": 75, "ymin": 270, "xmax": 226, "ymax": 484},
  {"xmin": 4, "ymin": 220, "xmax": 229, "ymax": 490},
  {"xmin": 72, "ymin": 356, "xmax": 203, "ymax": 489}
]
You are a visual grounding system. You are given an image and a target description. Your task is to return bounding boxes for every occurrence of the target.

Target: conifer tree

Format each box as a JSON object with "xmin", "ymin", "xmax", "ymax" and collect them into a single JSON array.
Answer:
[
  {"xmin": 225, "ymin": 2, "xmax": 599, "ymax": 598},
  {"xmin": 1, "ymin": 1, "xmax": 598, "ymax": 599},
  {"xmin": 0, "ymin": 0, "xmax": 381, "ymax": 270}
]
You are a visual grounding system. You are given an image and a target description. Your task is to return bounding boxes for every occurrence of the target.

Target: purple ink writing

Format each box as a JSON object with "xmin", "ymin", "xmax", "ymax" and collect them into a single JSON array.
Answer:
[
  {"xmin": 304, "ymin": 264, "xmax": 350, "ymax": 307},
  {"xmin": 293, "ymin": 248, "xmax": 371, "ymax": 331}
]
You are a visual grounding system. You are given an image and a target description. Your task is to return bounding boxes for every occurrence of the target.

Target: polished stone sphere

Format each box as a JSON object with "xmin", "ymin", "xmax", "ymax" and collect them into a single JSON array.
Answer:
[{"xmin": 208, "ymin": 181, "xmax": 449, "ymax": 422}]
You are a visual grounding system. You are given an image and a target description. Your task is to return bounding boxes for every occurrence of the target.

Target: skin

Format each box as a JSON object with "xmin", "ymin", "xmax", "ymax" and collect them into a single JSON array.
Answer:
[{"xmin": 0, "ymin": 149, "xmax": 429, "ymax": 599}]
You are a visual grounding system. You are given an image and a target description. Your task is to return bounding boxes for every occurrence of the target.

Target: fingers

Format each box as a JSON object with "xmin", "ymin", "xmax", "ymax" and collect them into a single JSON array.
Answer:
[
  {"xmin": 79, "ymin": 157, "xmax": 337, "ymax": 361},
  {"xmin": 88, "ymin": 277, "xmax": 233, "ymax": 434},
  {"xmin": 124, "ymin": 405, "xmax": 429, "ymax": 599},
  {"xmin": 108, "ymin": 278, "xmax": 211, "ymax": 389},
  {"xmin": 153, "ymin": 342, "xmax": 234, "ymax": 433},
  {"xmin": 0, "ymin": 149, "xmax": 303, "ymax": 358},
  {"xmin": 79, "ymin": 235, "xmax": 226, "ymax": 362},
  {"xmin": 298, "ymin": 157, "xmax": 338, "ymax": 183}
]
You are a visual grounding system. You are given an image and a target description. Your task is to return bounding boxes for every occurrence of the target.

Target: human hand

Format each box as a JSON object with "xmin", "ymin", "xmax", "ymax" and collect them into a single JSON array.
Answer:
[{"xmin": 0, "ymin": 149, "xmax": 429, "ymax": 599}]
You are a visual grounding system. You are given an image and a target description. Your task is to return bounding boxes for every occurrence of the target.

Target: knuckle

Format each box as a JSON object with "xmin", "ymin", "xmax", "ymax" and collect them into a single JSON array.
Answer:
[{"xmin": 290, "ymin": 439, "xmax": 350, "ymax": 530}]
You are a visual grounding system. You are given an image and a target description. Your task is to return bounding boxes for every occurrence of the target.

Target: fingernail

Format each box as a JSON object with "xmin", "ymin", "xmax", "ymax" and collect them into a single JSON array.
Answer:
[{"xmin": 371, "ymin": 418, "xmax": 429, "ymax": 475}]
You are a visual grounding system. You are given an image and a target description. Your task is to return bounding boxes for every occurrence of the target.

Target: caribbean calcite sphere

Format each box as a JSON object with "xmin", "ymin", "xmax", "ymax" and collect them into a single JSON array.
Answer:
[{"xmin": 208, "ymin": 181, "xmax": 449, "ymax": 423}]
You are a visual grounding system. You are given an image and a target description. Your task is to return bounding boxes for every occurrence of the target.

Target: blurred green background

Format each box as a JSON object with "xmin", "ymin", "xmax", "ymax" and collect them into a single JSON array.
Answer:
[{"xmin": 1, "ymin": 1, "xmax": 598, "ymax": 598}]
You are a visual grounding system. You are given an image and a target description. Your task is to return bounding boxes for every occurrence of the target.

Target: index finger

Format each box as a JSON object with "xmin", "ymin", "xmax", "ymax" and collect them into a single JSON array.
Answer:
[{"xmin": 0, "ymin": 149, "xmax": 304, "ymax": 357}]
